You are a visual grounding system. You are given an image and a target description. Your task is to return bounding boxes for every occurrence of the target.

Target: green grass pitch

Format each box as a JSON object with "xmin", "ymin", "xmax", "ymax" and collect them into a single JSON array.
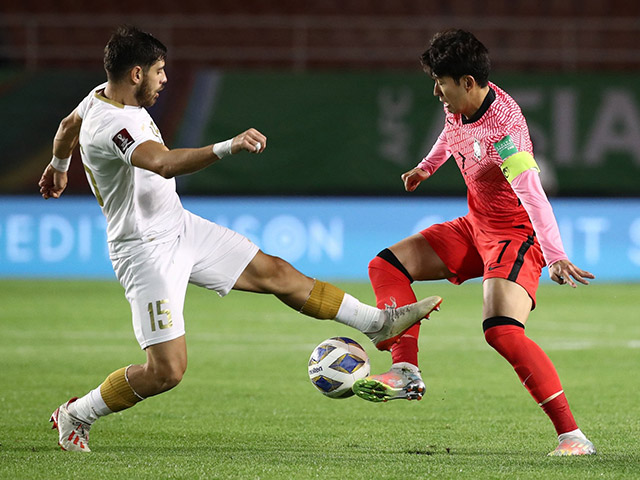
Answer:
[{"xmin": 1, "ymin": 279, "xmax": 639, "ymax": 479}]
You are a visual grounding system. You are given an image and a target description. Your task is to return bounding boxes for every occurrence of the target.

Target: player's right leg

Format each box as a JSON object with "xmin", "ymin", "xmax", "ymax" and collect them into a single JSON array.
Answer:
[
  {"xmin": 352, "ymin": 363, "xmax": 427, "ymax": 403},
  {"xmin": 354, "ymin": 233, "xmax": 456, "ymax": 402},
  {"xmin": 51, "ymin": 366, "xmax": 148, "ymax": 452},
  {"xmin": 50, "ymin": 337, "xmax": 186, "ymax": 451},
  {"xmin": 51, "ymin": 237, "xmax": 191, "ymax": 451}
]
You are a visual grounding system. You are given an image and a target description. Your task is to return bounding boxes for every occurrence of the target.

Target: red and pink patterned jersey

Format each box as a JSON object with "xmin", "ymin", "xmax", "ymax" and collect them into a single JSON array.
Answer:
[
  {"xmin": 418, "ymin": 81, "xmax": 568, "ymax": 265},
  {"xmin": 437, "ymin": 82, "xmax": 533, "ymax": 228}
]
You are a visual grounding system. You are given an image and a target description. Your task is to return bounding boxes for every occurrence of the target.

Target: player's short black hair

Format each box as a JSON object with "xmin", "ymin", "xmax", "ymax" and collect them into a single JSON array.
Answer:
[
  {"xmin": 103, "ymin": 25, "xmax": 167, "ymax": 82},
  {"xmin": 420, "ymin": 29, "xmax": 491, "ymax": 87}
]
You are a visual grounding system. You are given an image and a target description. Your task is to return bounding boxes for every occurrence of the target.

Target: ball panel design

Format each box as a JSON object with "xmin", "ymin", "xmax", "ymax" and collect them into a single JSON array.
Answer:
[
  {"xmin": 329, "ymin": 353, "xmax": 366, "ymax": 374},
  {"xmin": 310, "ymin": 375, "xmax": 344, "ymax": 393},
  {"xmin": 308, "ymin": 343, "xmax": 336, "ymax": 365},
  {"xmin": 331, "ymin": 336, "xmax": 360, "ymax": 345}
]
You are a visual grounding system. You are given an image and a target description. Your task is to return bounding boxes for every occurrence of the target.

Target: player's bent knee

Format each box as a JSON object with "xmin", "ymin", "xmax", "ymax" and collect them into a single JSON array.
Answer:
[
  {"xmin": 368, "ymin": 254, "xmax": 386, "ymax": 271},
  {"xmin": 368, "ymin": 249, "xmax": 414, "ymax": 283},
  {"xmin": 482, "ymin": 316, "xmax": 525, "ymax": 346},
  {"xmin": 146, "ymin": 363, "xmax": 186, "ymax": 394},
  {"xmin": 157, "ymin": 370, "xmax": 184, "ymax": 393}
]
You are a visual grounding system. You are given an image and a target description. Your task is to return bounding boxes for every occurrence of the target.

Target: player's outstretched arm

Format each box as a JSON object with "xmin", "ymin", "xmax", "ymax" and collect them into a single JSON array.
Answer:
[
  {"xmin": 548, "ymin": 259, "xmax": 595, "ymax": 288},
  {"xmin": 39, "ymin": 109, "xmax": 82, "ymax": 199},
  {"xmin": 132, "ymin": 128, "xmax": 266, "ymax": 178},
  {"xmin": 401, "ymin": 167, "xmax": 431, "ymax": 192}
]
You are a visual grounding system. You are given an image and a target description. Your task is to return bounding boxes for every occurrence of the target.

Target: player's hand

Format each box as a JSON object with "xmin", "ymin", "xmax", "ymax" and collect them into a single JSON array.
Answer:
[
  {"xmin": 231, "ymin": 128, "xmax": 267, "ymax": 154},
  {"xmin": 38, "ymin": 164, "xmax": 68, "ymax": 199},
  {"xmin": 401, "ymin": 167, "xmax": 430, "ymax": 192},
  {"xmin": 549, "ymin": 259, "xmax": 595, "ymax": 288}
]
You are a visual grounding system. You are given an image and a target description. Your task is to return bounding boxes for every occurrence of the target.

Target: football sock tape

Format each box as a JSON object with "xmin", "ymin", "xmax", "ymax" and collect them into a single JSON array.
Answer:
[
  {"xmin": 100, "ymin": 367, "xmax": 144, "ymax": 412},
  {"xmin": 300, "ymin": 280, "xmax": 345, "ymax": 319}
]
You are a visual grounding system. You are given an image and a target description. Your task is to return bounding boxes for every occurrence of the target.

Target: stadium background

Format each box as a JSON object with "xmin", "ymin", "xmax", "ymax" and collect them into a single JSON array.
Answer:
[{"xmin": 1, "ymin": 1, "xmax": 639, "ymax": 281}]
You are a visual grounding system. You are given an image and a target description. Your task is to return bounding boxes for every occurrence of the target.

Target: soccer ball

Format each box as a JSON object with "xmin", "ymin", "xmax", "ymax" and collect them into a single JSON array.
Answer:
[{"xmin": 308, "ymin": 337, "xmax": 370, "ymax": 399}]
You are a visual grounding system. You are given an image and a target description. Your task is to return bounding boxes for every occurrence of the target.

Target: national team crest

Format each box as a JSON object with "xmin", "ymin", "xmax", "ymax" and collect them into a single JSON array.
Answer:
[{"xmin": 473, "ymin": 138, "xmax": 481, "ymax": 159}]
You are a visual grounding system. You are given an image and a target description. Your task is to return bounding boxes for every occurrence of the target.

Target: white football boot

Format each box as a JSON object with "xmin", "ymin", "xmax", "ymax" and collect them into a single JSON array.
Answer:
[
  {"xmin": 353, "ymin": 364, "xmax": 426, "ymax": 402},
  {"xmin": 366, "ymin": 296, "xmax": 442, "ymax": 351},
  {"xmin": 50, "ymin": 397, "xmax": 91, "ymax": 452},
  {"xmin": 548, "ymin": 432, "xmax": 596, "ymax": 456}
]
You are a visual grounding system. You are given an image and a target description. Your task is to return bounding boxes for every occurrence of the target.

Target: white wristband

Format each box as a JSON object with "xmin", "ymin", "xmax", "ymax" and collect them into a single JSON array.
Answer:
[
  {"xmin": 212, "ymin": 139, "xmax": 233, "ymax": 159},
  {"xmin": 50, "ymin": 155, "xmax": 71, "ymax": 172}
]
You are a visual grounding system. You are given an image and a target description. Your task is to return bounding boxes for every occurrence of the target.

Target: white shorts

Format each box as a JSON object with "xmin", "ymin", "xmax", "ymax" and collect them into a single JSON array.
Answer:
[{"xmin": 111, "ymin": 211, "xmax": 259, "ymax": 349}]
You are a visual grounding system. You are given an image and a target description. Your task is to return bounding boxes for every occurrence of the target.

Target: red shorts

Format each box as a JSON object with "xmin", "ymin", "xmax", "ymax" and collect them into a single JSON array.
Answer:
[{"xmin": 420, "ymin": 215, "xmax": 544, "ymax": 306}]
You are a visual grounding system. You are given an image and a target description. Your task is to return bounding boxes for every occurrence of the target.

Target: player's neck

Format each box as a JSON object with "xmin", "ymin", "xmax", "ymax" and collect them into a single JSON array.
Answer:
[
  {"xmin": 462, "ymin": 86, "xmax": 491, "ymax": 120},
  {"xmin": 103, "ymin": 83, "xmax": 140, "ymax": 107}
]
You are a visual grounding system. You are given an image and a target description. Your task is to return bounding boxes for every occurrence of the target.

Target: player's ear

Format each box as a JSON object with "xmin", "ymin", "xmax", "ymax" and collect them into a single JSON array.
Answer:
[
  {"xmin": 463, "ymin": 75, "xmax": 475, "ymax": 91},
  {"xmin": 130, "ymin": 66, "xmax": 143, "ymax": 85}
]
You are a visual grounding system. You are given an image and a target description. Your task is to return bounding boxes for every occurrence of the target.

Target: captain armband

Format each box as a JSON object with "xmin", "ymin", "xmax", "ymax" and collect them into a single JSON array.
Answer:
[
  {"xmin": 500, "ymin": 152, "xmax": 540, "ymax": 184},
  {"xmin": 493, "ymin": 135, "xmax": 540, "ymax": 184}
]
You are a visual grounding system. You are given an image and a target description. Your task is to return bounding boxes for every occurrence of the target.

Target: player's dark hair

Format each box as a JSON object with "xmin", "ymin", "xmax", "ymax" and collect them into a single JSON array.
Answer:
[
  {"xmin": 104, "ymin": 25, "xmax": 167, "ymax": 82},
  {"xmin": 420, "ymin": 29, "xmax": 491, "ymax": 87}
]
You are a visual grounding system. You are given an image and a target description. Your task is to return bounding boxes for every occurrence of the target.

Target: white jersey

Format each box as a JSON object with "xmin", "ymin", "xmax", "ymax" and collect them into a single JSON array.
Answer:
[
  {"xmin": 74, "ymin": 84, "xmax": 259, "ymax": 350},
  {"xmin": 77, "ymin": 83, "xmax": 185, "ymax": 255}
]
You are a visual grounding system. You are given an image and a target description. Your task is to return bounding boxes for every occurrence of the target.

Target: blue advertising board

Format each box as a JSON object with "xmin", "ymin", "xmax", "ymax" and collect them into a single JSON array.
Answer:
[{"xmin": 1, "ymin": 196, "xmax": 638, "ymax": 282}]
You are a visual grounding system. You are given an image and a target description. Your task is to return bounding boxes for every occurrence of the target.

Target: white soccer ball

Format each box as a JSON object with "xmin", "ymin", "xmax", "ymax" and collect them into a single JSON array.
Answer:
[{"xmin": 308, "ymin": 337, "xmax": 370, "ymax": 399}]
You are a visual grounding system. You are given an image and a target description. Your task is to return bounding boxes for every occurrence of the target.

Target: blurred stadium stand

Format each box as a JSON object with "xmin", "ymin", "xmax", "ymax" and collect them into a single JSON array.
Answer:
[
  {"xmin": 1, "ymin": 1, "xmax": 639, "ymax": 197},
  {"xmin": 1, "ymin": 0, "xmax": 640, "ymax": 71}
]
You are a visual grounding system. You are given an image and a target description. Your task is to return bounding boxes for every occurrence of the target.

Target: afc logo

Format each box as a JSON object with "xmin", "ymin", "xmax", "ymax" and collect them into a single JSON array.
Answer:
[{"xmin": 112, "ymin": 128, "xmax": 135, "ymax": 154}]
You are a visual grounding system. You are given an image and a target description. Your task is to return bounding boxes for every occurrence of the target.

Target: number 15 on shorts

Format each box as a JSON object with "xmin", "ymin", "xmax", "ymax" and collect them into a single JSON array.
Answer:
[{"xmin": 148, "ymin": 300, "xmax": 173, "ymax": 332}]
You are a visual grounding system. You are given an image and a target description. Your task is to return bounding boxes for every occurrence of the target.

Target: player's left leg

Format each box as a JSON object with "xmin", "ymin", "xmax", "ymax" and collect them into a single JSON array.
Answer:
[
  {"xmin": 483, "ymin": 278, "xmax": 595, "ymax": 456},
  {"xmin": 232, "ymin": 250, "xmax": 441, "ymax": 350},
  {"xmin": 184, "ymin": 212, "xmax": 440, "ymax": 348}
]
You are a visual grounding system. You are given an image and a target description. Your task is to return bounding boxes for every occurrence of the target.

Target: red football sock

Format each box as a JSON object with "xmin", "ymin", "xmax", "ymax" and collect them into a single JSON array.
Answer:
[
  {"xmin": 484, "ymin": 321, "xmax": 578, "ymax": 435},
  {"xmin": 368, "ymin": 254, "xmax": 419, "ymax": 363}
]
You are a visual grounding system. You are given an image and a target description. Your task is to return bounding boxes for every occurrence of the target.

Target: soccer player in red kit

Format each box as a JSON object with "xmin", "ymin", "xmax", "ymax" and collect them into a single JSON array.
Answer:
[{"xmin": 352, "ymin": 29, "xmax": 596, "ymax": 456}]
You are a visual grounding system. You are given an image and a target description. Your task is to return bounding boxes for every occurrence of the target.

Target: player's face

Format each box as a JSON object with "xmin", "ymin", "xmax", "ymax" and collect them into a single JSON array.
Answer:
[
  {"xmin": 135, "ymin": 60, "xmax": 167, "ymax": 107},
  {"xmin": 432, "ymin": 75, "xmax": 469, "ymax": 116}
]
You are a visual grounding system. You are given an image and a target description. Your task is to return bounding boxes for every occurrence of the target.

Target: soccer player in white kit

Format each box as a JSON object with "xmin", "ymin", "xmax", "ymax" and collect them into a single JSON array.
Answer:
[{"xmin": 39, "ymin": 25, "xmax": 442, "ymax": 452}]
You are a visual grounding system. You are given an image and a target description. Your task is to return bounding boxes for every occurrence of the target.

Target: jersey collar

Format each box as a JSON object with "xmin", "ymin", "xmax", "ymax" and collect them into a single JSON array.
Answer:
[
  {"xmin": 462, "ymin": 87, "xmax": 496, "ymax": 125},
  {"xmin": 94, "ymin": 89, "xmax": 125, "ymax": 109}
]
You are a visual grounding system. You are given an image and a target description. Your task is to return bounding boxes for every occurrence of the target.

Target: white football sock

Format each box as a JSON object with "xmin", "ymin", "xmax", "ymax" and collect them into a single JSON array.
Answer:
[
  {"xmin": 333, "ymin": 294, "xmax": 385, "ymax": 333},
  {"xmin": 68, "ymin": 386, "xmax": 113, "ymax": 424},
  {"xmin": 558, "ymin": 428, "xmax": 588, "ymax": 441},
  {"xmin": 391, "ymin": 361, "xmax": 420, "ymax": 373}
]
